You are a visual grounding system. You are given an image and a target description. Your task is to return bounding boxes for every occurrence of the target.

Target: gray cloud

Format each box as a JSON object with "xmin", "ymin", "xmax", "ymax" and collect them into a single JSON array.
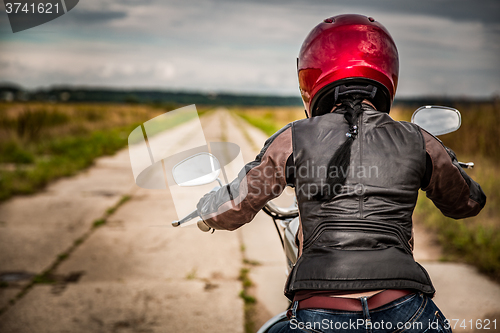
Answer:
[
  {"xmin": 0, "ymin": 0, "xmax": 498, "ymax": 97},
  {"xmin": 66, "ymin": 9, "xmax": 128, "ymax": 23},
  {"xmin": 228, "ymin": 0, "xmax": 500, "ymax": 25}
]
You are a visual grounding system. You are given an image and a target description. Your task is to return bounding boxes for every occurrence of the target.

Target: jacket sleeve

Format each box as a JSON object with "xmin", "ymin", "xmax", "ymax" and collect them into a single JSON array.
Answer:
[
  {"xmin": 196, "ymin": 124, "xmax": 294, "ymax": 231},
  {"xmin": 420, "ymin": 129, "xmax": 486, "ymax": 219}
]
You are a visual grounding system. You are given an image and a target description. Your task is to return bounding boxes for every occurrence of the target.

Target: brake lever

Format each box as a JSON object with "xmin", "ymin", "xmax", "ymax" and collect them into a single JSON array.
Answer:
[
  {"xmin": 172, "ymin": 209, "xmax": 199, "ymax": 227},
  {"xmin": 172, "ymin": 186, "xmax": 222, "ymax": 227},
  {"xmin": 459, "ymin": 162, "xmax": 474, "ymax": 169}
]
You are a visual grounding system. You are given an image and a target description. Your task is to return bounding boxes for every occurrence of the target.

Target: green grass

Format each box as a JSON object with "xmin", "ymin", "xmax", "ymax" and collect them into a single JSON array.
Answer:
[
  {"xmin": 0, "ymin": 125, "xmax": 137, "ymax": 201},
  {"xmin": 237, "ymin": 111, "xmax": 281, "ymax": 136},
  {"xmin": 92, "ymin": 219, "xmax": 106, "ymax": 228},
  {"xmin": 185, "ymin": 268, "xmax": 198, "ymax": 280},
  {"xmin": 32, "ymin": 273, "xmax": 57, "ymax": 284},
  {"xmin": 239, "ymin": 289, "xmax": 256, "ymax": 304},
  {"xmin": 238, "ymin": 268, "xmax": 253, "ymax": 288},
  {"xmin": 0, "ymin": 141, "xmax": 35, "ymax": 164},
  {"xmin": 234, "ymin": 106, "xmax": 304, "ymax": 136},
  {"xmin": 242, "ymin": 258, "xmax": 261, "ymax": 266},
  {"xmin": 0, "ymin": 102, "xmax": 208, "ymax": 202},
  {"xmin": 239, "ymin": 260, "xmax": 257, "ymax": 333},
  {"xmin": 106, "ymin": 196, "xmax": 131, "ymax": 216}
]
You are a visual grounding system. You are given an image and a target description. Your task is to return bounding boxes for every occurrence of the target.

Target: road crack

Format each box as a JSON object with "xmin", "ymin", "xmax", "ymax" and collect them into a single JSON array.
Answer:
[{"xmin": 0, "ymin": 193, "xmax": 133, "ymax": 316}]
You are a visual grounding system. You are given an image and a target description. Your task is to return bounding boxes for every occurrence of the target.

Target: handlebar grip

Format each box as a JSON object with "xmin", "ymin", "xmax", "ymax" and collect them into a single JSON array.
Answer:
[{"xmin": 197, "ymin": 220, "xmax": 212, "ymax": 232}]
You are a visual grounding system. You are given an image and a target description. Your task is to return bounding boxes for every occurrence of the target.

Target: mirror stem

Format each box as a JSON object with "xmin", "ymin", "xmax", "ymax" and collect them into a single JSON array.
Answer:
[{"xmin": 216, "ymin": 178, "xmax": 223, "ymax": 187}]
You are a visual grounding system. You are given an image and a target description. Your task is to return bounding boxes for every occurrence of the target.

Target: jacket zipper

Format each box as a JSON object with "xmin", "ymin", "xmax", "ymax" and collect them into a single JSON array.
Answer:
[{"xmin": 358, "ymin": 112, "xmax": 364, "ymax": 218}]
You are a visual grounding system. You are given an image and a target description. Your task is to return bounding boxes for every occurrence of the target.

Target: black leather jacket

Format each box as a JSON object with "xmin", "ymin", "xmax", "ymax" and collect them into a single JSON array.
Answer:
[{"xmin": 197, "ymin": 103, "xmax": 486, "ymax": 299}]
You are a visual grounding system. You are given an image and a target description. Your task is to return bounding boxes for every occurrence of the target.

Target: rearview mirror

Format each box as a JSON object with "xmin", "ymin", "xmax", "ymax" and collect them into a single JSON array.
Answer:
[
  {"xmin": 411, "ymin": 106, "xmax": 461, "ymax": 136},
  {"xmin": 172, "ymin": 153, "xmax": 221, "ymax": 187}
]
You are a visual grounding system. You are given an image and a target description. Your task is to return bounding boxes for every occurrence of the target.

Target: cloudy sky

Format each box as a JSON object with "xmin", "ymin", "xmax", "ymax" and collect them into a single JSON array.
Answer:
[{"xmin": 0, "ymin": 0, "xmax": 499, "ymax": 98}]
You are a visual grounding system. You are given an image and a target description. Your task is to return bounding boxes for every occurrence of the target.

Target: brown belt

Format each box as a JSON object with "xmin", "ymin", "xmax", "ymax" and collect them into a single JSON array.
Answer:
[{"xmin": 297, "ymin": 289, "xmax": 414, "ymax": 312}]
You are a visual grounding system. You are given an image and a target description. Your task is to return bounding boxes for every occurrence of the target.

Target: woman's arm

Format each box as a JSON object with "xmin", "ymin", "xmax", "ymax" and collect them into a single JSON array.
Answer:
[
  {"xmin": 420, "ymin": 129, "xmax": 486, "ymax": 219},
  {"xmin": 197, "ymin": 124, "xmax": 294, "ymax": 231}
]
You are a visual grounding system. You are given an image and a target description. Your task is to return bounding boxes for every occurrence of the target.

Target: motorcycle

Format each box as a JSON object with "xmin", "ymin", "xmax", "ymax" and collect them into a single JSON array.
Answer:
[{"xmin": 170, "ymin": 105, "xmax": 473, "ymax": 333}]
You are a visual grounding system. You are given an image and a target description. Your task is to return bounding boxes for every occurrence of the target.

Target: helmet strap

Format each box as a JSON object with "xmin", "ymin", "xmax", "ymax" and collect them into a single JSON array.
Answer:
[
  {"xmin": 312, "ymin": 81, "xmax": 384, "ymax": 117},
  {"xmin": 334, "ymin": 84, "xmax": 377, "ymax": 104}
]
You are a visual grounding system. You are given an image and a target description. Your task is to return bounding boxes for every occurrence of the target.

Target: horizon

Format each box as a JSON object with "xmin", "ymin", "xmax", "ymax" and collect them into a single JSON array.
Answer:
[{"xmin": 1, "ymin": 82, "xmax": 498, "ymax": 108}]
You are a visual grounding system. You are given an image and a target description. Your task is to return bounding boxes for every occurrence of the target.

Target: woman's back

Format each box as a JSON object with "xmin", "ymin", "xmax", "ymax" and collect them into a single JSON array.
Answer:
[{"xmin": 286, "ymin": 102, "xmax": 435, "ymax": 298}]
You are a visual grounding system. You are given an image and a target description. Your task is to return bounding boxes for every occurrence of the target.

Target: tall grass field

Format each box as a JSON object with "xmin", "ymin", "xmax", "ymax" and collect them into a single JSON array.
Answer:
[{"xmin": 0, "ymin": 102, "xmax": 182, "ymax": 201}]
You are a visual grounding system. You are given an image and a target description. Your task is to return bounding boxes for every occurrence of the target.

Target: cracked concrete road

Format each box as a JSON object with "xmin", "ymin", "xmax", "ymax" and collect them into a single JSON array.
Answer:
[
  {"xmin": 0, "ymin": 109, "xmax": 499, "ymax": 333},
  {"xmin": 0, "ymin": 110, "xmax": 244, "ymax": 333}
]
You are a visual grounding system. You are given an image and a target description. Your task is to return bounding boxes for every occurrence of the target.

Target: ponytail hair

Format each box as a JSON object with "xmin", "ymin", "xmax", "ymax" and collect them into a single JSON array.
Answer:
[{"xmin": 313, "ymin": 96, "xmax": 366, "ymax": 201}]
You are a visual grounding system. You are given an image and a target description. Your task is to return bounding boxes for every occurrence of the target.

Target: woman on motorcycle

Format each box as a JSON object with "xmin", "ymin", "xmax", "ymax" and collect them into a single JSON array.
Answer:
[{"xmin": 197, "ymin": 14, "xmax": 486, "ymax": 332}]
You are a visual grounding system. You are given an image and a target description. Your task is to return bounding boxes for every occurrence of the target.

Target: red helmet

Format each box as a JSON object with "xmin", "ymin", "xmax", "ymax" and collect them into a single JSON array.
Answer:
[{"xmin": 298, "ymin": 14, "xmax": 399, "ymax": 117}]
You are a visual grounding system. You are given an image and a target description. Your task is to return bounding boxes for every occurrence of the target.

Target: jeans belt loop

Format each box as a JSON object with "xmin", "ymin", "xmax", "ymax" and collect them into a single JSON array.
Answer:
[
  {"xmin": 286, "ymin": 300, "xmax": 299, "ymax": 320},
  {"xmin": 360, "ymin": 296, "xmax": 373, "ymax": 333}
]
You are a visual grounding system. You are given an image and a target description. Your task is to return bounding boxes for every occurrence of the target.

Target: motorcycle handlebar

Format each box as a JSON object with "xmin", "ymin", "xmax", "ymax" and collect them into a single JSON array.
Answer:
[
  {"xmin": 172, "ymin": 186, "xmax": 221, "ymax": 228},
  {"xmin": 173, "ymin": 201, "xmax": 298, "ymax": 231},
  {"xmin": 263, "ymin": 201, "xmax": 299, "ymax": 219},
  {"xmin": 172, "ymin": 209, "xmax": 199, "ymax": 227},
  {"xmin": 172, "ymin": 210, "xmax": 212, "ymax": 232}
]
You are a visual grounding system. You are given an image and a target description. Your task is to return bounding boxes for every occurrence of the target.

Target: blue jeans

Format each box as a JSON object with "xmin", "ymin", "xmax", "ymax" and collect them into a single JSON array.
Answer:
[{"xmin": 268, "ymin": 293, "xmax": 452, "ymax": 333}]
